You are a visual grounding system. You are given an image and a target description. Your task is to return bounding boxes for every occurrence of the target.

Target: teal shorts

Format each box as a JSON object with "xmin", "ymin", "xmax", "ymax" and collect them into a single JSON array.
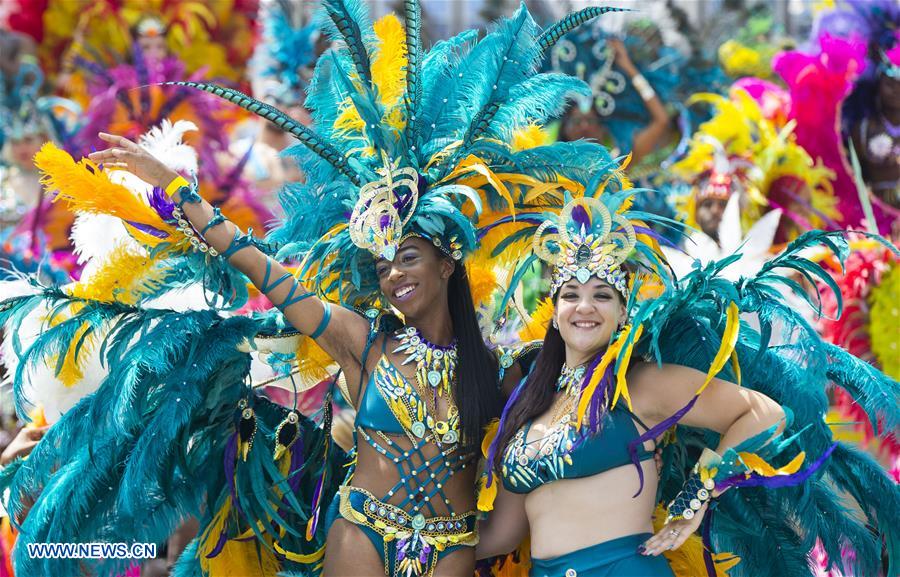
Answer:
[{"xmin": 530, "ymin": 533, "xmax": 675, "ymax": 577}]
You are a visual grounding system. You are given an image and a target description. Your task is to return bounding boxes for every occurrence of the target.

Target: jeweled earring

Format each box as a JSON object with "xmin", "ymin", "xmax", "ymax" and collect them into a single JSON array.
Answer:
[{"xmin": 552, "ymin": 318, "xmax": 558, "ymax": 329}]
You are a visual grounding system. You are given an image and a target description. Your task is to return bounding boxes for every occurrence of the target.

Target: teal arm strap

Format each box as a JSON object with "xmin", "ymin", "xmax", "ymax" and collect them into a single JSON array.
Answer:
[
  {"xmin": 200, "ymin": 208, "xmax": 227, "ymax": 237},
  {"xmin": 260, "ymin": 259, "xmax": 314, "ymax": 309},
  {"xmin": 221, "ymin": 228, "xmax": 257, "ymax": 259},
  {"xmin": 309, "ymin": 303, "xmax": 332, "ymax": 339}
]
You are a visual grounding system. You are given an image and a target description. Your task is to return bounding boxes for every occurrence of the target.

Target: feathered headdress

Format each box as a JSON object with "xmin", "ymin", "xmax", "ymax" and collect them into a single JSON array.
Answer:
[
  {"xmin": 670, "ymin": 87, "xmax": 840, "ymax": 239},
  {"xmin": 172, "ymin": 0, "xmax": 628, "ymax": 308}
]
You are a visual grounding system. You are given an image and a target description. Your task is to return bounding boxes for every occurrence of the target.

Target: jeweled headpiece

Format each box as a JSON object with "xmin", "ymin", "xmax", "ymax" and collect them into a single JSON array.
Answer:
[{"xmin": 534, "ymin": 197, "xmax": 633, "ymax": 297}]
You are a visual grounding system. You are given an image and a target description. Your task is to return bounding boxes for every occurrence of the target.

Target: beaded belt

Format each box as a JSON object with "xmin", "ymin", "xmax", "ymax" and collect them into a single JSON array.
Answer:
[{"xmin": 338, "ymin": 485, "xmax": 478, "ymax": 577}]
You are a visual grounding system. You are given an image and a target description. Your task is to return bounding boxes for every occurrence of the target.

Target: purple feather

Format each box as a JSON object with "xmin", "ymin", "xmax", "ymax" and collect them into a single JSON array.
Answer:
[
  {"xmin": 484, "ymin": 375, "xmax": 530, "ymax": 486},
  {"xmin": 223, "ymin": 433, "xmax": 244, "ymax": 517},
  {"xmin": 287, "ymin": 434, "xmax": 305, "ymax": 494},
  {"xmin": 571, "ymin": 203, "xmax": 591, "ymax": 230},
  {"xmin": 147, "ymin": 186, "xmax": 175, "ymax": 221},
  {"xmin": 628, "ymin": 394, "xmax": 701, "ymax": 497},
  {"xmin": 124, "ymin": 220, "xmax": 170, "ymax": 239},
  {"xmin": 632, "ymin": 225, "xmax": 678, "ymax": 248},
  {"xmin": 307, "ymin": 471, "xmax": 326, "ymax": 535},
  {"xmin": 205, "ymin": 520, "xmax": 230, "ymax": 558}
]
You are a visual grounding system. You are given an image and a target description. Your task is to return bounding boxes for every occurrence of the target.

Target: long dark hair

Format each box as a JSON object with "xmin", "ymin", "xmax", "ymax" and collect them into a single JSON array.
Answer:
[
  {"xmin": 491, "ymin": 326, "xmax": 566, "ymax": 471},
  {"xmin": 448, "ymin": 263, "xmax": 503, "ymax": 449}
]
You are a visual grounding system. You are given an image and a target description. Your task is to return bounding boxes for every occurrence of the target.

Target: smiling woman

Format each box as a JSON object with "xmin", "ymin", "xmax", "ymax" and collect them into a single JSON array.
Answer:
[{"xmin": 475, "ymin": 181, "xmax": 899, "ymax": 577}]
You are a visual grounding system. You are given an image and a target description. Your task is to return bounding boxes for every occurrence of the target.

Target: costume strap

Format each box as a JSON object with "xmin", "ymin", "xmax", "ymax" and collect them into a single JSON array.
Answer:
[{"xmin": 260, "ymin": 258, "xmax": 314, "ymax": 310}]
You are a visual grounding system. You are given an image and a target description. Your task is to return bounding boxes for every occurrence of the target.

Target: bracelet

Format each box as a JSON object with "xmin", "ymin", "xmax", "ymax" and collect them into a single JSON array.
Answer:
[
  {"xmin": 665, "ymin": 447, "xmax": 719, "ymax": 522},
  {"xmin": 631, "ymin": 73, "xmax": 656, "ymax": 102},
  {"xmin": 665, "ymin": 471, "xmax": 714, "ymax": 522},
  {"xmin": 175, "ymin": 175, "xmax": 202, "ymax": 209}
]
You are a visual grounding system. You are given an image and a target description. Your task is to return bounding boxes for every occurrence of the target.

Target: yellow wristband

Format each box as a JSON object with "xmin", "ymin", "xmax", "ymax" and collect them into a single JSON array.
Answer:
[{"xmin": 165, "ymin": 176, "xmax": 190, "ymax": 196}]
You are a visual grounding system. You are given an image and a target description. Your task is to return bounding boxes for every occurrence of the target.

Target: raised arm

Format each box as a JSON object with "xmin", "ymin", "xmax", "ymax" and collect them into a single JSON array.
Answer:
[
  {"xmin": 88, "ymin": 133, "xmax": 371, "ymax": 374},
  {"xmin": 608, "ymin": 39, "xmax": 671, "ymax": 165}
]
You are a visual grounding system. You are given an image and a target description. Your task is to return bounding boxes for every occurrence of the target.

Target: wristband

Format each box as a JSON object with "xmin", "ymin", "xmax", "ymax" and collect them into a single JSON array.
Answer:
[
  {"xmin": 165, "ymin": 175, "xmax": 190, "ymax": 196},
  {"xmin": 631, "ymin": 73, "xmax": 656, "ymax": 102}
]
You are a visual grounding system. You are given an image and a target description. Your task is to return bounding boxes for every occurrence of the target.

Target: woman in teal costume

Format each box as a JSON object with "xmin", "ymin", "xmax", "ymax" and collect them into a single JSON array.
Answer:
[{"xmin": 475, "ymin": 185, "xmax": 899, "ymax": 577}]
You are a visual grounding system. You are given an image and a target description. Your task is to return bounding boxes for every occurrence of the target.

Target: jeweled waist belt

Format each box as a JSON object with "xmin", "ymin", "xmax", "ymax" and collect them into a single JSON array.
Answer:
[
  {"xmin": 339, "ymin": 485, "xmax": 478, "ymax": 545},
  {"xmin": 339, "ymin": 485, "xmax": 478, "ymax": 576}
]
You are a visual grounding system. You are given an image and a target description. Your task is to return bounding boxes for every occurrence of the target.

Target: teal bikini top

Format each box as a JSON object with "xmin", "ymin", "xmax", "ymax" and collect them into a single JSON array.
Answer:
[
  {"xmin": 500, "ymin": 402, "xmax": 654, "ymax": 494},
  {"xmin": 356, "ymin": 356, "xmax": 408, "ymax": 435}
]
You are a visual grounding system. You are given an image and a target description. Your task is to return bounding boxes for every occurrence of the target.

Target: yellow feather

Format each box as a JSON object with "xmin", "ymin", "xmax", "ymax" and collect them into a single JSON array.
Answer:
[
  {"xmin": 273, "ymin": 541, "xmax": 326, "ymax": 564},
  {"xmin": 440, "ymin": 156, "xmax": 516, "ymax": 218},
  {"xmin": 35, "ymin": 143, "xmax": 173, "ymax": 240},
  {"xmin": 510, "ymin": 124, "xmax": 550, "ymax": 151},
  {"xmin": 371, "ymin": 14, "xmax": 408, "ymax": 109},
  {"xmin": 730, "ymin": 349, "xmax": 741, "ymax": 386},
  {"xmin": 56, "ymin": 322, "xmax": 93, "ymax": 387},
  {"xmin": 738, "ymin": 451, "xmax": 805, "ymax": 477},
  {"xmin": 68, "ymin": 244, "xmax": 167, "ymax": 304},
  {"xmin": 334, "ymin": 15, "xmax": 408, "ymax": 136},
  {"xmin": 295, "ymin": 337, "xmax": 337, "ymax": 388},
  {"xmin": 697, "ymin": 302, "xmax": 740, "ymax": 395},
  {"xmin": 518, "ymin": 297, "xmax": 554, "ymax": 342},
  {"xmin": 575, "ymin": 336, "xmax": 625, "ymax": 429},
  {"xmin": 481, "ymin": 419, "xmax": 500, "ymax": 458},
  {"xmin": 467, "ymin": 262, "xmax": 497, "ymax": 309},
  {"xmin": 611, "ymin": 324, "xmax": 644, "ymax": 410},
  {"xmin": 477, "ymin": 420, "xmax": 501, "ymax": 511},
  {"xmin": 198, "ymin": 496, "xmax": 232, "ymax": 559},
  {"xmin": 202, "ymin": 537, "xmax": 281, "ymax": 576},
  {"xmin": 477, "ymin": 470, "xmax": 499, "ymax": 512},
  {"xmin": 43, "ymin": 303, "xmax": 90, "ymax": 387}
]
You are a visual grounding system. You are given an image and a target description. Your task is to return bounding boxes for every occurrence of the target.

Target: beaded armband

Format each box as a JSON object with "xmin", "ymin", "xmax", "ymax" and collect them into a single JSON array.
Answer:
[
  {"xmin": 165, "ymin": 175, "xmax": 228, "ymax": 256},
  {"xmin": 665, "ymin": 448, "xmax": 719, "ymax": 523}
]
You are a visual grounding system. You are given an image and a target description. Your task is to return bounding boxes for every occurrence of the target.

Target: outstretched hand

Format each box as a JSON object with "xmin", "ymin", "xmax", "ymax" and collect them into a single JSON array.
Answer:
[
  {"xmin": 640, "ymin": 502, "xmax": 708, "ymax": 557},
  {"xmin": 87, "ymin": 132, "xmax": 179, "ymax": 190}
]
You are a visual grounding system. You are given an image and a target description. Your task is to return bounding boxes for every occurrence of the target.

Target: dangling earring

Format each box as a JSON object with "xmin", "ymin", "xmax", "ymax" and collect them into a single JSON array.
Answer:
[{"xmin": 551, "ymin": 318, "xmax": 558, "ymax": 330}]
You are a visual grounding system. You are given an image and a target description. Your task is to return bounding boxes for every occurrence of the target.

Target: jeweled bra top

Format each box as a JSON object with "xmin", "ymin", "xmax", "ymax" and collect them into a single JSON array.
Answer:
[{"xmin": 500, "ymin": 365, "xmax": 654, "ymax": 494}]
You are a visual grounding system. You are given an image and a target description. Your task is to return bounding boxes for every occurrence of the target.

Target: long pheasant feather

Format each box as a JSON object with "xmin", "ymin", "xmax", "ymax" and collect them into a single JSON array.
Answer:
[{"xmin": 162, "ymin": 81, "xmax": 361, "ymax": 185}]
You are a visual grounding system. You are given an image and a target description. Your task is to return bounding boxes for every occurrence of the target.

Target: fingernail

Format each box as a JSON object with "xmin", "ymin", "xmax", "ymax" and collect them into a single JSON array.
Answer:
[{"xmin": 637, "ymin": 545, "xmax": 646, "ymax": 554}]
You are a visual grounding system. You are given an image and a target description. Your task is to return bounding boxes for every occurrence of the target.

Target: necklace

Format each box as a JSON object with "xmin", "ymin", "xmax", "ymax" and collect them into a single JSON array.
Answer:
[
  {"xmin": 555, "ymin": 363, "xmax": 586, "ymax": 397},
  {"xmin": 393, "ymin": 326, "xmax": 457, "ymax": 398}
]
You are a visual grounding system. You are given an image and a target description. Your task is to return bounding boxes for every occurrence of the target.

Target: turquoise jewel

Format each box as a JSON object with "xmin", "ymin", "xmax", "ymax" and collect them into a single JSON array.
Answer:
[
  {"xmin": 412, "ymin": 421, "xmax": 426, "ymax": 438},
  {"xmin": 427, "ymin": 370, "xmax": 442, "ymax": 387},
  {"xmin": 412, "ymin": 514, "xmax": 426, "ymax": 530},
  {"xmin": 382, "ymin": 245, "xmax": 397, "ymax": 261},
  {"xmin": 575, "ymin": 267, "xmax": 591, "ymax": 284},
  {"xmin": 500, "ymin": 354, "xmax": 513, "ymax": 369}
]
